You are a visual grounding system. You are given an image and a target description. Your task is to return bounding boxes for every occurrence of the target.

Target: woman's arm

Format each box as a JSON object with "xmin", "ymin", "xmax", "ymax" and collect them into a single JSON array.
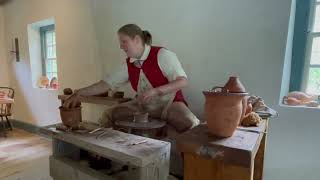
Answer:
[
  {"xmin": 63, "ymin": 80, "xmax": 111, "ymax": 108},
  {"xmin": 76, "ymin": 80, "xmax": 110, "ymax": 96},
  {"xmin": 63, "ymin": 62, "xmax": 129, "ymax": 108}
]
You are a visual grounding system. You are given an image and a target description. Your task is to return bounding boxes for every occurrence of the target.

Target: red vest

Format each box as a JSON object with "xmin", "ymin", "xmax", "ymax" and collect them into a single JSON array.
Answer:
[{"xmin": 126, "ymin": 46, "xmax": 187, "ymax": 105}]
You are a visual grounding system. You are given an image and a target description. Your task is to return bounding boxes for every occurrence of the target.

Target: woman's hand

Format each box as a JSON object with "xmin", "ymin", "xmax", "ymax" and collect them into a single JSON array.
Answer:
[
  {"xmin": 138, "ymin": 88, "xmax": 162, "ymax": 104},
  {"xmin": 62, "ymin": 90, "xmax": 81, "ymax": 108}
]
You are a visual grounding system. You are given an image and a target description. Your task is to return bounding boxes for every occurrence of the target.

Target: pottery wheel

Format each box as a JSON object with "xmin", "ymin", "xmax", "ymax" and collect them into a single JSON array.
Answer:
[{"xmin": 114, "ymin": 118, "xmax": 166, "ymax": 130}]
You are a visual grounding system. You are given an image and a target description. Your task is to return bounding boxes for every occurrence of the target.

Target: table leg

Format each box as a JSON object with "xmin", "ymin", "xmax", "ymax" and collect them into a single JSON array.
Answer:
[{"xmin": 253, "ymin": 133, "xmax": 267, "ymax": 180}]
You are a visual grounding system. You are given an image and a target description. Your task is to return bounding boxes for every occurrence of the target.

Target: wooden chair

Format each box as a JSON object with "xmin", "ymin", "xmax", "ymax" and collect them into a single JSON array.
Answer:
[{"xmin": 0, "ymin": 87, "xmax": 14, "ymax": 130}]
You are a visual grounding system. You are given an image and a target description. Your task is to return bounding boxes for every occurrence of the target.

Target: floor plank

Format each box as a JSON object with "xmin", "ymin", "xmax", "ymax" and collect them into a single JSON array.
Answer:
[{"xmin": 0, "ymin": 129, "xmax": 52, "ymax": 180}]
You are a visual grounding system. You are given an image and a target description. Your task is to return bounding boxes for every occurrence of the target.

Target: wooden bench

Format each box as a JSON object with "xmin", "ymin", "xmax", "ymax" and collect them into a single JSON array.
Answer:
[{"xmin": 177, "ymin": 119, "xmax": 268, "ymax": 180}]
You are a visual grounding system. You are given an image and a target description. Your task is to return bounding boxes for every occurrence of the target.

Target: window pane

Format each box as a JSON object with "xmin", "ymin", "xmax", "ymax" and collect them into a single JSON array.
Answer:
[
  {"xmin": 47, "ymin": 46, "xmax": 55, "ymax": 58},
  {"xmin": 53, "ymin": 32, "xmax": 56, "ymax": 45},
  {"xmin": 46, "ymin": 72, "xmax": 52, "ymax": 81},
  {"xmin": 46, "ymin": 46, "xmax": 52, "ymax": 58},
  {"xmin": 46, "ymin": 60, "xmax": 52, "ymax": 73},
  {"xmin": 306, "ymin": 67, "xmax": 320, "ymax": 94},
  {"xmin": 46, "ymin": 31, "xmax": 53, "ymax": 45},
  {"xmin": 52, "ymin": 73, "xmax": 58, "ymax": 79},
  {"xmin": 52, "ymin": 60, "xmax": 57, "ymax": 73},
  {"xmin": 310, "ymin": 37, "xmax": 320, "ymax": 65},
  {"xmin": 313, "ymin": 5, "xmax": 320, "ymax": 32},
  {"xmin": 53, "ymin": 46, "xmax": 56, "ymax": 58}
]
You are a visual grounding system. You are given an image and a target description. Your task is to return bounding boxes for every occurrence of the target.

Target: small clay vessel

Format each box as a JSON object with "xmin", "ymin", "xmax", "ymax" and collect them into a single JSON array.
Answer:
[
  {"xmin": 224, "ymin": 76, "xmax": 246, "ymax": 93},
  {"xmin": 59, "ymin": 106, "xmax": 82, "ymax": 128}
]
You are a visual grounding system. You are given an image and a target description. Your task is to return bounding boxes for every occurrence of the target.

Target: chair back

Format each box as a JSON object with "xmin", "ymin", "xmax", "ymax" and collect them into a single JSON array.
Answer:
[{"xmin": 0, "ymin": 87, "xmax": 15, "ymax": 116}]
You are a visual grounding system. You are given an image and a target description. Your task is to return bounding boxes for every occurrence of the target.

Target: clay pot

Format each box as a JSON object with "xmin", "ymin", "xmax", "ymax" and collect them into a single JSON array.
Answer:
[
  {"xmin": 59, "ymin": 106, "xmax": 82, "ymax": 128},
  {"xmin": 203, "ymin": 87, "xmax": 248, "ymax": 137},
  {"xmin": 133, "ymin": 112, "xmax": 149, "ymax": 123},
  {"xmin": 224, "ymin": 76, "xmax": 246, "ymax": 93}
]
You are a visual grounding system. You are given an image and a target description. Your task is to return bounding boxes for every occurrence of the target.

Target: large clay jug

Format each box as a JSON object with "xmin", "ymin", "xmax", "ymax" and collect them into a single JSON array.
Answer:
[{"xmin": 203, "ymin": 87, "xmax": 248, "ymax": 137}]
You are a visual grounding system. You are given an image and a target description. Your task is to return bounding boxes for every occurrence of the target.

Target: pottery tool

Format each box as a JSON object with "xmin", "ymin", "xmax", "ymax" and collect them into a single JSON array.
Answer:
[
  {"xmin": 236, "ymin": 127, "xmax": 267, "ymax": 134},
  {"xmin": 89, "ymin": 127, "xmax": 103, "ymax": 134},
  {"xmin": 129, "ymin": 139, "xmax": 148, "ymax": 146}
]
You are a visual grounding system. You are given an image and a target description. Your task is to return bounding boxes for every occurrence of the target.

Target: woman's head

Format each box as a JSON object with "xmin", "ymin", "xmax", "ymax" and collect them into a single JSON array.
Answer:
[{"xmin": 117, "ymin": 24, "xmax": 152, "ymax": 58}]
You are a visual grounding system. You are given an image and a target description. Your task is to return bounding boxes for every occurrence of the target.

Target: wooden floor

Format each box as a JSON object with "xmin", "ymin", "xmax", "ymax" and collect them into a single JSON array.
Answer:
[{"xmin": 0, "ymin": 129, "xmax": 52, "ymax": 180}]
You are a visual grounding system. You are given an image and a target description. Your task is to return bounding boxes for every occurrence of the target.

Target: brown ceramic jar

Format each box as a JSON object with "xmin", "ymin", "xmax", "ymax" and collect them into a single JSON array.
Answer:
[
  {"xmin": 59, "ymin": 106, "xmax": 82, "ymax": 128},
  {"xmin": 203, "ymin": 87, "xmax": 248, "ymax": 137}
]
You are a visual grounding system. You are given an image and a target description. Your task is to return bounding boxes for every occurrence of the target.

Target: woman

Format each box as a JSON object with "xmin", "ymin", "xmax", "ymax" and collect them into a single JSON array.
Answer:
[{"xmin": 63, "ymin": 24, "xmax": 199, "ymax": 133}]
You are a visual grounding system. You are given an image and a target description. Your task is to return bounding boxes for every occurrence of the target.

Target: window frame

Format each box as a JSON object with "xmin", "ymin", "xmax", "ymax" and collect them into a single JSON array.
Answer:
[
  {"xmin": 302, "ymin": 0, "xmax": 320, "ymax": 94},
  {"xmin": 40, "ymin": 24, "xmax": 57, "ymax": 80}
]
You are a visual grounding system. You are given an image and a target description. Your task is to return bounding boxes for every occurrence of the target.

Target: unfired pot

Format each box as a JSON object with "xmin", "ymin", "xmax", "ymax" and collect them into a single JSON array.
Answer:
[{"xmin": 59, "ymin": 106, "xmax": 82, "ymax": 128}]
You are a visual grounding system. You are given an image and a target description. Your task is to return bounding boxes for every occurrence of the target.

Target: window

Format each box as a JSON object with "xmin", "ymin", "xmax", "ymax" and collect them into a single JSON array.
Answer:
[
  {"xmin": 304, "ymin": 0, "xmax": 320, "ymax": 94},
  {"xmin": 40, "ymin": 25, "xmax": 57, "ymax": 81}
]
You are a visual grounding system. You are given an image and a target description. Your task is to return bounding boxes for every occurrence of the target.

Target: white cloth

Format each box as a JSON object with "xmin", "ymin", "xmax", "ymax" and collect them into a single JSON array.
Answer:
[{"xmin": 104, "ymin": 45, "xmax": 187, "ymax": 90}]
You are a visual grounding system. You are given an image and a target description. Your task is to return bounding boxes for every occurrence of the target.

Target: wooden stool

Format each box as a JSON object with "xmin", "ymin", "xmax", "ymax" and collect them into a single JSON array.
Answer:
[{"xmin": 177, "ymin": 119, "xmax": 268, "ymax": 180}]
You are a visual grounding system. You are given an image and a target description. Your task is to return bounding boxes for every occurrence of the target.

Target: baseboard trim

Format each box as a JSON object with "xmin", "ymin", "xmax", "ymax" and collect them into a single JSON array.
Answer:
[{"xmin": 11, "ymin": 119, "xmax": 51, "ymax": 139}]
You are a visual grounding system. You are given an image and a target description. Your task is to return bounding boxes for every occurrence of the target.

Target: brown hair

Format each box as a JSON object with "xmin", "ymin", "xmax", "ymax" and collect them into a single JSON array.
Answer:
[{"xmin": 118, "ymin": 24, "xmax": 152, "ymax": 45}]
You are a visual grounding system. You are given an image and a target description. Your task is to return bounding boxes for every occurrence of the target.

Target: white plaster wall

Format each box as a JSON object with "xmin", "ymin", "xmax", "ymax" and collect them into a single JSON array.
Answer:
[
  {"xmin": 0, "ymin": 6, "xmax": 9, "ymax": 86},
  {"xmin": 2, "ymin": 0, "xmax": 103, "ymax": 126}
]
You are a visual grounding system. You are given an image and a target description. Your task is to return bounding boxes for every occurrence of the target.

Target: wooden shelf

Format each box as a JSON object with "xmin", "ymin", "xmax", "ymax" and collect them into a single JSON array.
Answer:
[{"xmin": 58, "ymin": 95, "xmax": 131, "ymax": 106}]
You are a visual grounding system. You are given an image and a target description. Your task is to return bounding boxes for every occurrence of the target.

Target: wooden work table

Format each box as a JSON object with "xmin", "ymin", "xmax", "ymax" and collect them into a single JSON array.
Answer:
[
  {"xmin": 41, "ymin": 122, "xmax": 170, "ymax": 180},
  {"xmin": 177, "ymin": 119, "xmax": 268, "ymax": 180}
]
